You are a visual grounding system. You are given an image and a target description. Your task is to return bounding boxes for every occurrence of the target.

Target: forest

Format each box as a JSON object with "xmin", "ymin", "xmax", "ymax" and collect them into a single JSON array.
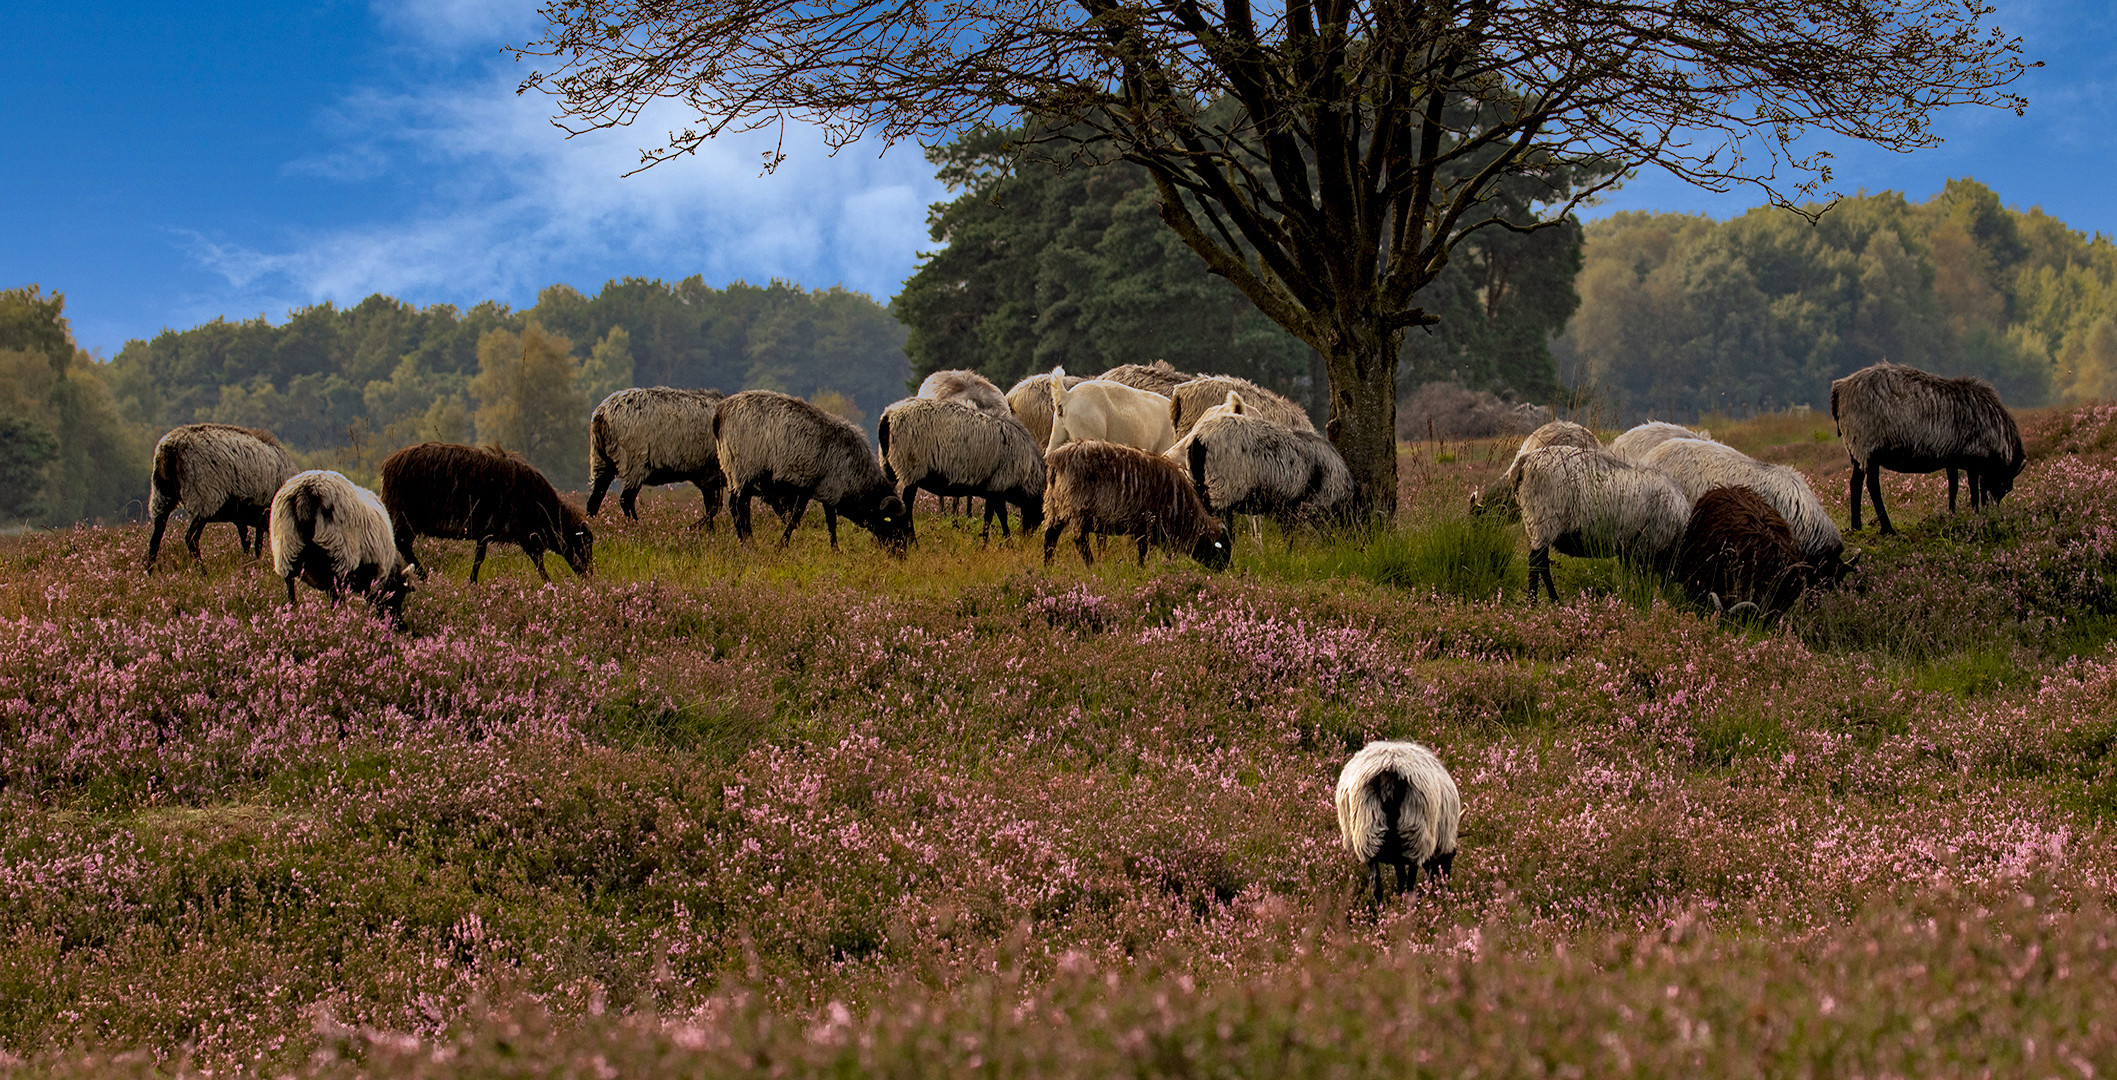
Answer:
[{"xmin": 1558, "ymin": 179, "xmax": 2117, "ymax": 420}]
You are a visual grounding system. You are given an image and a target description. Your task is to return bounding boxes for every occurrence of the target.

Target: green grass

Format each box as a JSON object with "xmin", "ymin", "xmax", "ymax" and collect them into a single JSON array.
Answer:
[{"xmin": 1240, "ymin": 515, "xmax": 1517, "ymax": 600}]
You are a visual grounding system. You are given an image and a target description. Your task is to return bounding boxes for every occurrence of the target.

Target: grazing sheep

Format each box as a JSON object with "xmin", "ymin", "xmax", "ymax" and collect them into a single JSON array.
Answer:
[
  {"xmin": 1831, "ymin": 361, "xmax": 2026, "ymax": 534},
  {"xmin": 380, "ymin": 443, "xmax": 594, "ymax": 583},
  {"xmin": 1042, "ymin": 440, "xmax": 1230, "ymax": 569},
  {"xmin": 1608, "ymin": 420, "xmax": 1712, "ymax": 464},
  {"xmin": 1639, "ymin": 437, "xmax": 1845, "ymax": 572},
  {"xmin": 1508, "ymin": 445, "xmax": 1691, "ymax": 602},
  {"xmin": 1045, "ymin": 368, "xmax": 1179, "ymax": 455},
  {"xmin": 144, "ymin": 423, "xmax": 298, "ymax": 572},
  {"xmin": 1675, "ymin": 487, "xmax": 1808, "ymax": 616},
  {"xmin": 1168, "ymin": 376, "xmax": 1316, "ymax": 438},
  {"xmin": 878, "ymin": 397, "xmax": 1046, "ymax": 542},
  {"xmin": 1182, "ymin": 395, "xmax": 1354, "ymax": 532},
  {"xmin": 917, "ymin": 369, "xmax": 1013, "ymax": 420},
  {"xmin": 1097, "ymin": 360, "xmax": 1194, "ymax": 396},
  {"xmin": 1470, "ymin": 419, "xmax": 1602, "ymax": 519},
  {"xmin": 270, "ymin": 470, "xmax": 411, "ymax": 627},
  {"xmin": 713, "ymin": 390, "xmax": 911, "ymax": 552},
  {"xmin": 586, "ymin": 387, "xmax": 727, "ymax": 526},
  {"xmin": 1007, "ymin": 371, "xmax": 1089, "ymax": 449},
  {"xmin": 1334, "ymin": 740, "xmax": 1461, "ymax": 907}
]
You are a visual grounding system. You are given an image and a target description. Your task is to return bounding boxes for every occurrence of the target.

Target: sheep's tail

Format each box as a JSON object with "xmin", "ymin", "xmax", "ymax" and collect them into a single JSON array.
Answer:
[
  {"xmin": 1047, "ymin": 366, "xmax": 1068, "ymax": 415},
  {"xmin": 876, "ymin": 410, "xmax": 897, "ymax": 485},
  {"xmin": 588, "ymin": 410, "xmax": 617, "ymax": 488},
  {"xmin": 149, "ymin": 441, "xmax": 182, "ymax": 518}
]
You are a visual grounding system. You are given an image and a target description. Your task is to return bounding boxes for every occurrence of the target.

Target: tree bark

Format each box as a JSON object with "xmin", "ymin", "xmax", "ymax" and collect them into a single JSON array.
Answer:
[{"xmin": 1320, "ymin": 314, "xmax": 1404, "ymax": 523}]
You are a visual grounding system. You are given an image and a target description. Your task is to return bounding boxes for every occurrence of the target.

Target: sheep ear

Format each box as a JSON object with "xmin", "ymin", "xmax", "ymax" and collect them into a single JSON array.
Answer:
[{"xmin": 1224, "ymin": 391, "xmax": 1243, "ymax": 414}]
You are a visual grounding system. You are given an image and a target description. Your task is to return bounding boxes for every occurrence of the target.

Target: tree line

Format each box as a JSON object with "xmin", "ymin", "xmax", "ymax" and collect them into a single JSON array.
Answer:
[
  {"xmin": 1558, "ymin": 179, "xmax": 2117, "ymax": 421},
  {"xmin": 0, "ymin": 279, "xmax": 910, "ymax": 526}
]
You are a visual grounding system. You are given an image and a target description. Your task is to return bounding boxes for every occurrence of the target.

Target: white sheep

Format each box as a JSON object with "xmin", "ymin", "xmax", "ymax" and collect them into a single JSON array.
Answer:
[
  {"xmin": 917, "ymin": 369, "xmax": 1013, "ymax": 421},
  {"xmin": 1334, "ymin": 740, "xmax": 1461, "ymax": 907},
  {"xmin": 1179, "ymin": 393, "xmax": 1353, "ymax": 533},
  {"xmin": 878, "ymin": 397, "xmax": 1046, "ymax": 542},
  {"xmin": 1045, "ymin": 367, "xmax": 1178, "ymax": 455},
  {"xmin": 1608, "ymin": 420, "xmax": 1712, "ymax": 464},
  {"xmin": 1167, "ymin": 376, "xmax": 1315, "ymax": 438},
  {"xmin": 1470, "ymin": 419, "xmax": 1602, "ymax": 519},
  {"xmin": 1639, "ymin": 437, "xmax": 1845, "ymax": 571},
  {"xmin": 1831, "ymin": 360, "xmax": 2025, "ymax": 534},
  {"xmin": 1006, "ymin": 371, "xmax": 1087, "ymax": 449},
  {"xmin": 270, "ymin": 470, "xmax": 411, "ymax": 626},
  {"xmin": 1508, "ymin": 444, "xmax": 1691, "ymax": 602},
  {"xmin": 586, "ymin": 387, "xmax": 727, "ymax": 526}
]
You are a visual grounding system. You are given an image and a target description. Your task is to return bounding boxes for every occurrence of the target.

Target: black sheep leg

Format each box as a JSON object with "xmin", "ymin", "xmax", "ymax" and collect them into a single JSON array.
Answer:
[
  {"xmin": 1528, "ymin": 546, "xmax": 1557, "ymax": 603},
  {"xmin": 620, "ymin": 484, "xmax": 642, "ymax": 520},
  {"xmin": 823, "ymin": 505, "xmax": 839, "ymax": 549},
  {"xmin": 1135, "ymin": 534, "xmax": 1150, "ymax": 566},
  {"xmin": 1848, "ymin": 460, "xmax": 1864, "ymax": 532},
  {"xmin": 470, "ymin": 539, "xmax": 490, "ymax": 583},
  {"xmin": 145, "ymin": 508, "xmax": 174, "ymax": 572},
  {"xmin": 183, "ymin": 518, "xmax": 208, "ymax": 560},
  {"xmin": 1371, "ymin": 862, "xmax": 1387, "ymax": 911},
  {"xmin": 1947, "ymin": 468, "xmax": 1960, "ymax": 512},
  {"xmin": 730, "ymin": 486, "xmax": 754, "ymax": 542},
  {"xmin": 1043, "ymin": 521, "xmax": 1065, "ymax": 565},
  {"xmin": 779, "ymin": 496, "xmax": 810, "ymax": 547},
  {"xmin": 1866, "ymin": 465, "xmax": 1896, "ymax": 535}
]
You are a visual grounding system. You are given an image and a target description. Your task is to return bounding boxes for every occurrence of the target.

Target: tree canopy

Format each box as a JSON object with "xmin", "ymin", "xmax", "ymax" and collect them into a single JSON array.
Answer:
[
  {"xmin": 1558, "ymin": 179, "xmax": 2114, "ymax": 421},
  {"xmin": 893, "ymin": 121, "xmax": 1581, "ymax": 410},
  {"xmin": 517, "ymin": 0, "xmax": 2028, "ymax": 515}
]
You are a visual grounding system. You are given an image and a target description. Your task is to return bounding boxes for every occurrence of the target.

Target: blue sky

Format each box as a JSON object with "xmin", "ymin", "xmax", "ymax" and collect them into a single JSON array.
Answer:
[{"xmin": 2, "ymin": 0, "xmax": 2112, "ymax": 358}]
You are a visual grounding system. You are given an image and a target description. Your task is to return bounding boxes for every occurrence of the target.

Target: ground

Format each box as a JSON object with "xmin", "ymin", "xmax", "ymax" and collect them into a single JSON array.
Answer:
[{"xmin": 4, "ymin": 406, "xmax": 2117, "ymax": 1077}]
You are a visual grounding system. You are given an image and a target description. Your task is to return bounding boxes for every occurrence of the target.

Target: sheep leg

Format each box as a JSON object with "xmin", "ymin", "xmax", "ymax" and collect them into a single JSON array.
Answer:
[
  {"xmin": 1528, "ymin": 546, "xmax": 1557, "ymax": 603},
  {"xmin": 528, "ymin": 547, "xmax": 553, "ymax": 583},
  {"xmin": 1043, "ymin": 521, "xmax": 1065, "ymax": 566},
  {"xmin": 1370, "ymin": 863, "xmax": 1387, "ymax": 911},
  {"xmin": 145, "ymin": 509, "xmax": 173, "ymax": 572},
  {"xmin": 823, "ymin": 505, "xmax": 840, "ymax": 549},
  {"xmin": 470, "ymin": 539, "xmax": 490, "ymax": 583},
  {"xmin": 284, "ymin": 574, "xmax": 299, "ymax": 607},
  {"xmin": 1075, "ymin": 527, "xmax": 1097, "ymax": 567},
  {"xmin": 619, "ymin": 484, "xmax": 642, "ymax": 521},
  {"xmin": 730, "ymin": 486, "xmax": 754, "ymax": 543},
  {"xmin": 1396, "ymin": 861, "xmax": 1414, "ymax": 895},
  {"xmin": 392, "ymin": 515, "xmax": 426, "ymax": 580},
  {"xmin": 694, "ymin": 477, "xmax": 724, "ymax": 531},
  {"xmin": 1847, "ymin": 461, "xmax": 1864, "ymax": 532},
  {"xmin": 901, "ymin": 483, "xmax": 921, "ymax": 546},
  {"xmin": 779, "ymin": 496, "xmax": 810, "ymax": 547},
  {"xmin": 1866, "ymin": 465, "xmax": 1896, "ymax": 535},
  {"xmin": 236, "ymin": 524, "xmax": 252, "ymax": 555},
  {"xmin": 586, "ymin": 470, "xmax": 615, "ymax": 517},
  {"xmin": 979, "ymin": 498, "xmax": 996, "ymax": 544},
  {"xmin": 183, "ymin": 518, "xmax": 208, "ymax": 561},
  {"xmin": 1948, "ymin": 468, "xmax": 1960, "ymax": 513},
  {"xmin": 1969, "ymin": 470, "xmax": 1984, "ymax": 511}
]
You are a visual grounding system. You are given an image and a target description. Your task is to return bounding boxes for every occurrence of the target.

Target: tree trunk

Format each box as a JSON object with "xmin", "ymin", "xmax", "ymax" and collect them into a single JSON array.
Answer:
[{"xmin": 1321, "ymin": 317, "xmax": 1404, "ymax": 523}]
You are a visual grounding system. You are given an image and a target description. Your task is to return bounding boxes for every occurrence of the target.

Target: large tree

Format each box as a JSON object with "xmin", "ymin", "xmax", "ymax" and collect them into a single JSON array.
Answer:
[{"xmin": 518, "ymin": 0, "xmax": 2026, "ymax": 515}]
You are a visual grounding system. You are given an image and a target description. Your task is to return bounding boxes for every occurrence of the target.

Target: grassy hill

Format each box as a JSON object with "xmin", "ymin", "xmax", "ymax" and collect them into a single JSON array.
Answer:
[{"xmin": 5, "ymin": 407, "xmax": 2117, "ymax": 1076}]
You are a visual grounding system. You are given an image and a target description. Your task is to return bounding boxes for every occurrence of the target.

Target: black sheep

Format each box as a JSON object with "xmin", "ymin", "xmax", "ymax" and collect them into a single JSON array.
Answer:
[{"xmin": 380, "ymin": 443, "xmax": 594, "ymax": 583}]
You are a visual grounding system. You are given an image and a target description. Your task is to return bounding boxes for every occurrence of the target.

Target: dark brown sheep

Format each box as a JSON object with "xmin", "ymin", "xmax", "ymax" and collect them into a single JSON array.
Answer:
[
  {"xmin": 380, "ymin": 443, "xmax": 594, "ymax": 583},
  {"xmin": 1042, "ymin": 440, "xmax": 1230, "ymax": 569},
  {"xmin": 1831, "ymin": 361, "xmax": 2025, "ymax": 534},
  {"xmin": 1675, "ymin": 487, "xmax": 1808, "ymax": 615}
]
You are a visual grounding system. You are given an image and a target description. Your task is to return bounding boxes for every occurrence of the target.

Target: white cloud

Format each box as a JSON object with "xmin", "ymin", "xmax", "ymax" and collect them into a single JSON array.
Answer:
[{"xmin": 191, "ymin": 59, "xmax": 948, "ymax": 318}]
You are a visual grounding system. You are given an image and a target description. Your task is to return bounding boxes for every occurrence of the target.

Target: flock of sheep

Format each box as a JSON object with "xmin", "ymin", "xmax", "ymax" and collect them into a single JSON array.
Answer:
[{"xmin": 133, "ymin": 356, "xmax": 2027, "ymax": 906}]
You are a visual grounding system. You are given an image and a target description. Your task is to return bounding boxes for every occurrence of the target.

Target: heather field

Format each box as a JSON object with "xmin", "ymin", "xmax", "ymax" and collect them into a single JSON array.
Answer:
[{"xmin": 9, "ymin": 409, "xmax": 2117, "ymax": 1077}]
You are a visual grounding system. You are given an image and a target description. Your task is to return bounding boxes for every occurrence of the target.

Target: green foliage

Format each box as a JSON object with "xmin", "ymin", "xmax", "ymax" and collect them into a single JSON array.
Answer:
[
  {"xmin": 894, "ymin": 124, "xmax": 1583, "ymax": 407},
  {"xmin": 0, "ymin": 286, "xmax": 150, "ymax": 526},
  {"xmin": 1559, "ymin": 180, "xmax": 2117, "ymax": 419},
  {"xmin": 471, "ymin": 322, "xmax": 589, "ymax": 481},
  {"xmin": 108, "ymin": 280, "xmax": 910, "ymax": 464},
  {"xmin": 0, "ymin": 411, "xmax": 56, "ymax": 520}
]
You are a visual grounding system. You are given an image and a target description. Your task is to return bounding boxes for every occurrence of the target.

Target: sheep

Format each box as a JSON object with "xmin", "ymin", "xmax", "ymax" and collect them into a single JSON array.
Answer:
[
  {"xmin": 144, "ymin": 423, "xmax": 298, "ymax": 572},
  {"xmin": 713, "ymin": 390, "xmax": 911, "ymax": 552},
  {"xmin": 269, "ymin": 470, "xmax": 411, "ymax": 627},
  {"xmin": 1168, "ymin": 376, "xmax": 1315, "ymax": 438},
  {"xmin": 586, "ymin": 387, "xmax": 727, "ymax": 527},
  {"xmin": 877, "ymin": 397, "xmax": 1046, "ymax": 542},
  {"xmin": 380, "ymin": 443, "xmax": 594, "ymax": 583},
  {"xmin": 1674, "ymin": 487, "xmax": 1808, "ymax": 616},
  {"xmin": 1042, "ymin": 440, "xmax": 1230, "ymax": 570},
  {"xmin": 1334, "ymin": 740, "xmax": 1461, "ymax": 908},
  {"xmin": 1007, "ymin": 371, "xmax": 1088, "ymax": 449},
  {"xmin": 1508, "ymin": 445, "xmax": 1691, "ymax": 602},
  {"xmin": 1830, "ymin": 361, "xmax": 2026, "ymax": 534},
  {"xmin": 916, "ymin": 369, "xmax": 1013, "ymax": 420},
  {"xmin": 1608, "ymin": 420, "xmax": 1712, "ymax": 464},
  {"xmin": 1469, "ymin": 419, "xmax": 1602, "ymax": 519},
  {"xmin": 1045, "ymin": 368, "xmax": 1178, "ymax": 455},
  {"xmin": 1097, "ymin": 360, "xmax": 1194, "ymax": 396},
  {"xmin": 1639, "ymin": 437, "xmax": 1845, "ymax": 573},
  {"xmin": 1181, "ymin": 394, "xmax": 1354, "ymax": 534}
]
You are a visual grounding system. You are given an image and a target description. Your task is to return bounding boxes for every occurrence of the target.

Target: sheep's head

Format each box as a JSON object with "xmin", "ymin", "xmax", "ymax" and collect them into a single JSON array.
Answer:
[
  {"xmin": 867, "ymin": 495, "xmax": 912, "ymax": 556},
  {"xmin": 1983, "ymin": 462, "xmax": 2021, "ymax": 504},
  {"xmin": 1190, "ymin": 522, "xmax": 1231, "ymax": 571},
  {"xmin": 562, "ymin": 524, "xmax": 595, "ymax": 578}
]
